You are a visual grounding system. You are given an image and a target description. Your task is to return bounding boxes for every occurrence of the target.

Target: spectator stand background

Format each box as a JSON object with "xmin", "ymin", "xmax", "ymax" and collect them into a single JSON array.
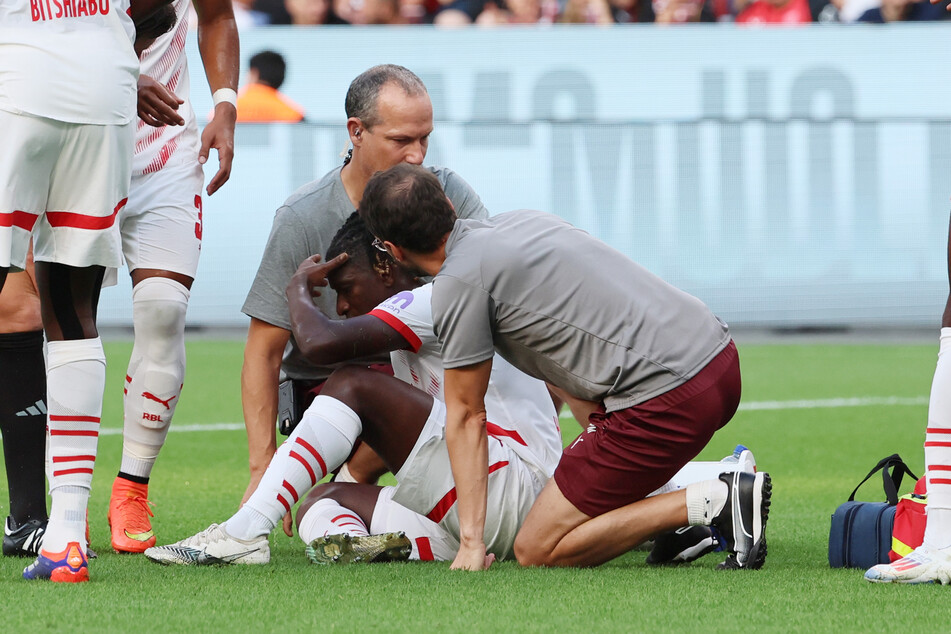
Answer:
[{"xmin": 99, "ymin": 25, "xmax": 951, "ymax": 330}]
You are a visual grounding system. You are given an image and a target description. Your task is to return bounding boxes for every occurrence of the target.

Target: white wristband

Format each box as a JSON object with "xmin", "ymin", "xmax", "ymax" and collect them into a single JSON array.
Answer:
[{"xmin": 212, "ymin": 88, "xmax": 237, "ymax": 108}]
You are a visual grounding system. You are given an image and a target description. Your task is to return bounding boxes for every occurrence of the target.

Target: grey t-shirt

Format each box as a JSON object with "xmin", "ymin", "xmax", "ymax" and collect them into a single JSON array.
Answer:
[
  {"xmin": 432, "ymin": 210, "xmax": 731, "ymax": 412},
  {"xmin": 242, "ymin": 165, "xmax": 489, "ymax": 380}
]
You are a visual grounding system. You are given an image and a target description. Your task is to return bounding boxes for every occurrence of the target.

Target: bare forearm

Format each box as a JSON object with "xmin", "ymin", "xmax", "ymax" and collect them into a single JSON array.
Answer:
[
  {"xmin": 446, "ymin": 407, "xmax": 489, "ymax": 548},
  {"xmin": 240, "ymin": 322, "xmax": 288, "ymax": 474}
]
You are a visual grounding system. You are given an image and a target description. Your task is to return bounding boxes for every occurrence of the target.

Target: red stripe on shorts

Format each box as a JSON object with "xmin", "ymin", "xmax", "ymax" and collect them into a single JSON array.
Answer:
[
  {"xmin": 929, "ymin": 465, "xmax": 951, "ymax": 471},
  {"xmin": 927, "ymin": 428, "xmax": 951, "ymax": 434},
  {"xmin": 930, "ymin": 478, "xmax": 951, "ymax": 486},
  {"xmin": 427, "ymin": 461, "xmax": 509, "ymax": 523},
  {"xmin": 486, "ymin": 421, "xmax": 527, "ymax": 446},
  {"xmin": 0, "ymin": 210, "xmax": 39, "ymax": 231},
  {"xmin": 46, "ymin": 198, "xmax": 126, "ymax": 230},
  {"xmin": 368, "ymin": 309, "xmax": 422, "ymax": 352},
  {"xmin": 415, "ymin": 537, "xmax": 434, "ymax": 561},
  {"xmin": 925, "ymin": 442, "xmax": 951, "ymax": 448}
]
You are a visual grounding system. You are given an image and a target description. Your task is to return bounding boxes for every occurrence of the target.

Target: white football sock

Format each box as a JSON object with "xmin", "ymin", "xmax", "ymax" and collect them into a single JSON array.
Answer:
[
  {"xmin": 227, "ymin": 396, "xmax": 361, "ymax": 540},
  {"xmin": 297, "ymin": 498, "xmax": 369, "ymax": 544},
  {"xmin": 43, "ymin": 338, "xmax": 106, "ymax": 554},
  {"xmin": 120, "ymin": 278, "xmax": 189, "ymax": 479},
  {"xmin": 924, "ymin": 328, "xmax": 951, "ymax": 550},
  {"xmin": 685, "ymin": 479, "xmax": 729, "ymax": 526}
]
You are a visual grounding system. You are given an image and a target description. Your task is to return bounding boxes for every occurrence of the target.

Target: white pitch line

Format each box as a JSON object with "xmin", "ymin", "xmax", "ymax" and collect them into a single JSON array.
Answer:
[
  {"xmin": 94, "ymin": 397, "xmax": 930, "ymax": 433},
  {"xmin": 557, "ymin": 395, "xmax": 929, "ymax": 418}
]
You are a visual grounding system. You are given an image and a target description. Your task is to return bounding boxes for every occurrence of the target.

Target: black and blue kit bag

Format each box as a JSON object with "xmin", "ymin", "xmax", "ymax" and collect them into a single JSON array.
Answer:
[{"xmin": 828, "ymin": 454, "xmax": 918, "ymax": 569}]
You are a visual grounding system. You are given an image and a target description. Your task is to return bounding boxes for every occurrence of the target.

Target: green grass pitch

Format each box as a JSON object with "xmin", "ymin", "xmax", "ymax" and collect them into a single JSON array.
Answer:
[{"xmin": 1, "ymin": 339, "xmax": 949, "ymax": 631}]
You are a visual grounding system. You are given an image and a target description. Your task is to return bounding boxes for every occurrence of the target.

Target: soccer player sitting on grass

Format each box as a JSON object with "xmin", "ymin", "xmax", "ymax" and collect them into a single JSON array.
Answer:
[
  {"xmin": 144, "ymin": 213, "xmax": 564, "ymax": 564},
  {"xmin": 359, "ymin": 164, "xmax": 772, "ymax": 571}
]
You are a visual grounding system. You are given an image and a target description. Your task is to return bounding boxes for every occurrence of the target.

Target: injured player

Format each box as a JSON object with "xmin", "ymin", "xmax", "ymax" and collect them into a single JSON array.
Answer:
[{"xmin": 144, "ymin": 213, "xmax": 750, "ymax": 566}]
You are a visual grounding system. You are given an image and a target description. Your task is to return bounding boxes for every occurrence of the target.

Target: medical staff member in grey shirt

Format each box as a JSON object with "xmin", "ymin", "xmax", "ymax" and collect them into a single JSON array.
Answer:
[
  {"xmin": 240, "ymin": 66, "xmax": 488, "ymax": 524},
  {"xmin": 360, "ymin": 163, "xmax": 771, "ymax": 572}
]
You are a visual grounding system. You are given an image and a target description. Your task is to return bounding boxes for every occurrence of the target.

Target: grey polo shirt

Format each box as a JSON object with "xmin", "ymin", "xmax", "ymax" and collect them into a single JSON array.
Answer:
[
  {"xmin": 242, "ymin": 165, "xmax": 489, "ymax": 380},
  {"xmin": 432, "ymin": 210, "xmax": 731, "ymax": 412}
]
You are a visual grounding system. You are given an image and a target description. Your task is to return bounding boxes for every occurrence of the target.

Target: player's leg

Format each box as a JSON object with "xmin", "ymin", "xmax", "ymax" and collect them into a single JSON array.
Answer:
[
  {"xmin": 295, "ymin": 482, "xmax": 410, "ymax": 564},
  {"xmin": 0, "ymin": 258, "xmax": 49, "ymax": 557},
  {"xmin": 866, "ymin": 296, "xmax": 951, "ymax": 583},
  {"xmin": 298, "ymin": 483, "xmax": 452, "ymax": 564},
  {"xmin": 22, "ymin": 118, "xmax": 130, "ymax": 582},
  {"xmin": 515, "ymin": 341, "xmax": 769, "ymax": 569},
  {"xmin": 24, "ymin": 262, "xmax": 108, "ymax": 582},
  {"xmin": 144, "ymin": 366, "xmax": 435, "ymax": 565},
  {"xmin": 110, "ymin": 162, "xmax": 201, "ymax": 553}
]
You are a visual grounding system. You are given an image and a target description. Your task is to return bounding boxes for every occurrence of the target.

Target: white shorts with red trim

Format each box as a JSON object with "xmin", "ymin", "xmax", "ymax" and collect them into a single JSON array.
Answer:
[
  {"xmin": 0, "ymin": 109, "xmax": 131, "ymax": 270},
  {"xmin": 117, "ymin": 158, "xmax": 204, "ymax": 278},
  {"xmin": 390, "ymin": 399, "xmax": 548, "ymax": 561},
  {"xmin": 370, "ymin": 486, "xmax": 458, "ymax": 562}
]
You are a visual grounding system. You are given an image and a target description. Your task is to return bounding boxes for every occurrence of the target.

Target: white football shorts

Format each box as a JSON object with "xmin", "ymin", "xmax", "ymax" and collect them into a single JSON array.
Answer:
[
  {"xmin": 369, "ymin": 486, "xmax": 458, "ymax": 562},
  {"xmin": 0, "ymin": 109, "xmax": 131, "ymax": 270},
  {"xmin": 118, "ymin": 157, "xmax": 204, "ymax": 278},
  {"xmin": 390, "ymin": 399, "xmax": 548, "ymax": 561}
]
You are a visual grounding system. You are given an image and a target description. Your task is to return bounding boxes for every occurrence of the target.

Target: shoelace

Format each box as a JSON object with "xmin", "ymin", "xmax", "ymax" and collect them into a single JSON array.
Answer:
[
  {"xmin": 117, "ymin": 494, "xmax": 154, "ymax": 532},
  {"xmin": 177, "ymin": 524, "xmax": 225, "ymax": 548}
]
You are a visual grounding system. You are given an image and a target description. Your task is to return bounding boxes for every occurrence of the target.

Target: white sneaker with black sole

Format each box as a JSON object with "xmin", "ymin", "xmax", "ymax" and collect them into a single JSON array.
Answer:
[
  {"xmin": 144, "ymin": 523, "xmax": 269, "ymax": 566},
  {"xmin": 711, "ymin": 471, "xmax": 771, "ymax": 570}
]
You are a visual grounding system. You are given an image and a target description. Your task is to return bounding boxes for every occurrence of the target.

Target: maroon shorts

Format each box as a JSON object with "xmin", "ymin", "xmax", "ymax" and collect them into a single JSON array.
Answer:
[{"xmin": 554, "ymin": 340, "xmax": 742, "ymax": 518}]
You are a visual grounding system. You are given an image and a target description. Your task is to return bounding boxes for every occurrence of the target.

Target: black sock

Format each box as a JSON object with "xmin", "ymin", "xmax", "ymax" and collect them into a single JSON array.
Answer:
[
  {"xmin": 0, "ymin": 331, "xmax": 49, "ymax": 525},
  {"xmin": 116, "ymin": 471, "xmax": 149, "ymax": 486}
]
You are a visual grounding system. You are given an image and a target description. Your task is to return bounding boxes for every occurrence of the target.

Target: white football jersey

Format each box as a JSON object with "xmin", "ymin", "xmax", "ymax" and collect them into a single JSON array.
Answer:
[
  {"xmin": 0, "ymin": 0, "xmax": 137, "ymax": 124},
  {"xmin": 369, "ymin": 283, "xmax": 563, "ymax": 477},
  {"xmin": 133, "ymin": 0, "xmax": 200, "ymax": 175}
]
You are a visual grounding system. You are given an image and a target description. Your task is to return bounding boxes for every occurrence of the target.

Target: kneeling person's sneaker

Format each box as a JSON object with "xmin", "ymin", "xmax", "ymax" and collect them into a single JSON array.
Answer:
[
  {"xmin": 712, "ymin": 471, "xmax": 771, "ymax": 570},
  {"xmin": 144, "ymin": 524, "xmax": 269, "ymax": 566},
  {"xmin": 865, "ymin": 546, "xmax": 951, "ymax": 584},
  {"xmin": 108, "ymin": 477, "xmax": 156, "ymax": 553},
  {"xmin": 306, "ymin": 532, "xmax": 411, "ymax": 565},
  {"xmin": 3, "ymin": 517, "xmax": 46, "ymax": 557},
  {"xmin": 23, "ymin": 542, "xmax": 88, "ymax": 582},
  {"xmin": 647, "ymin": 525, "xmax": 720, "ymax": 565}
]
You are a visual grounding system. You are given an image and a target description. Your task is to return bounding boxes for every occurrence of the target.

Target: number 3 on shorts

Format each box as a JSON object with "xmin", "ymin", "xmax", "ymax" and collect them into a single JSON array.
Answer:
[{"xmin": 194, "ymin": 195, "xmax": 203, "ymax": 240}]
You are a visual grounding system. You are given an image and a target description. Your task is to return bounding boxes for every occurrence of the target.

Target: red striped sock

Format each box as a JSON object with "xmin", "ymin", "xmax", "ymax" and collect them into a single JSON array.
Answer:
[
  {"xmin": 924, "ymin": 328, "xmax": 951, "ymax": 550},
  {"xmin": 43, "ymin": 338, "xmax": 106, "ymax": 554}
]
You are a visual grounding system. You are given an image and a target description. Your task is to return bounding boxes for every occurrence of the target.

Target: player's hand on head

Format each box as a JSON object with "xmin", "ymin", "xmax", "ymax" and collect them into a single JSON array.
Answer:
[
  {"xmin": 137, "ymin": 74, "xmax": 184, "ymax": 128},
  {"xmin": 291, "ymin": 253, "xmax": 349, "ymax": 298},
  {"xmin": 200, "ymin": 103, "xmax": 236, "ymax": 196},
  {"xmin": 450, "ymin": 543, "xmax": 495, "ymax": 571}
]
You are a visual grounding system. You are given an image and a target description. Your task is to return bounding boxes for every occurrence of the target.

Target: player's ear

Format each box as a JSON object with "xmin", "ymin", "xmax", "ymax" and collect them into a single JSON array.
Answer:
[{"xmin": 347, "ymin": 118, "xmax": 363, "ymax": 146}]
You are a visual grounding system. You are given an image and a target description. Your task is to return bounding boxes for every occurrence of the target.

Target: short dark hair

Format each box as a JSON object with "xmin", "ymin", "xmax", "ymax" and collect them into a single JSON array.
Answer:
[
  {"xmin": 359, "ymin": 164, "xmax": 456, "ymax": 254},
  {"xmin": 327, "ymin": 211, "xmax": 393, "ymax": 272},
  {"xmin": 344, "ymin": 64, "xmax": 427, "ymax": 129},
  {"xmin": 250, "ymin": 50, "xmax": 287, "ymax": 90}
]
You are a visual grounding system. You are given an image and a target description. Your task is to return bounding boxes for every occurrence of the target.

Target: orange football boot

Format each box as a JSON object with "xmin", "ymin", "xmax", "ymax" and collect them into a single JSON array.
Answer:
[{"xmin": 108, "ymin": 477, "xmax": 156, "ymax": 553}]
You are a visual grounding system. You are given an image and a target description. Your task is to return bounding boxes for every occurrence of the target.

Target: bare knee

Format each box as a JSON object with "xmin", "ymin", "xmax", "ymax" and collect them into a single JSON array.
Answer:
[
  {"xmin": 320, "ymin": 365, "xmax": 377, "ymax": 407},
  {"xmin": 513, "ymin": 531, "xmax": 556, "ymax": 568}
]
